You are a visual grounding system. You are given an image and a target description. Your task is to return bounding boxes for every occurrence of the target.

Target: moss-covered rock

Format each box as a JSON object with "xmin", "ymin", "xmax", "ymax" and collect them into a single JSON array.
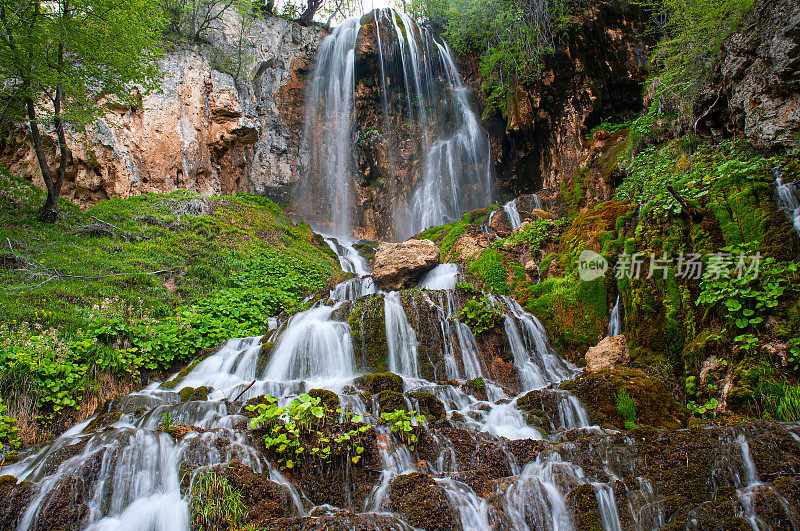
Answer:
[
  {"xmin": 389, "ymin": 472, "xmax": 462, "ymax": 531},
  {"xmin": 406, "ymin": 391, "xmax": 446, "ymax": 421},
  {"xmin": 376, "ymin": 390, "xmax": 407, "ymax": 415},
  {"xmin": 566, "ymin": 483, "xmax": 602, "ymax": 531},
  {"xmin": 560, "ymin": 368, "xmax": 687, "ymax": 430},
  {"xmin": 353, "ymin": 372, "xmax": 403, "ymax": 394},
  {"xmin": 179, "ymin": 386, "xmax": 209, "ymax": 403},
  {"xmin": 308, "ymin": 388, "xmax": 340, "ymax": 410},
  {"xmin": 347, "ymin": 295, "xmax": 389, "ymax": 373}
]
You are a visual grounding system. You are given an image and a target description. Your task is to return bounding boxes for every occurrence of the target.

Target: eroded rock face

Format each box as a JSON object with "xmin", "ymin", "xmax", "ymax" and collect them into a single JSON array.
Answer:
[
  {"xmin": 585, "ymin": 335, "xmax": 630, "ymax": 372},
  {"xmin": 389, "ymin": 472, "xmax": 462, "ymax": 531},
  {"xmin": 695, "ymin": 0, "xmax": 800, "ymax": 150},
  {"xmin": 2, "ymin": 16, "xmax": 324, "ymax": 208},
  {"xmin": 455, "ymin": 0, "xmax": 653, "ymax": 196},
  {"xmin": 372, "ymin": 239, "xmax": 440, "ymax": 291}
]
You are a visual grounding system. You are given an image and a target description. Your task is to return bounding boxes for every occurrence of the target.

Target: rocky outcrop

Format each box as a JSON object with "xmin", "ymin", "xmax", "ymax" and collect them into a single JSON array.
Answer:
[
  {"xmin": 585, "ymin": 335, "xmax": 630, "ymax": 372},
  {"xmin": 372, "ymin": 239, "xmax": 440, "ymax": 291},
  {"xmin": 2, "ymin": 16, "xmax": 324, "ymax": 208},
  {"xmin": 456, "ymin": 0, "xmax": 653, "ymax": 196},
  {"xmin": 695, "ymin": 0, "xmax": 800, "ymax": 150},
  {"xmin": 389, "ymin": 472, "xmax": 462, "ymax": 531}
]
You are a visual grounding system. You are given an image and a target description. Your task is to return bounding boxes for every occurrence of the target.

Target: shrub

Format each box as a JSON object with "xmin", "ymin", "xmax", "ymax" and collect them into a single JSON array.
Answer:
[
  {"xmin": 458, "ymin": 297, "xmax": 504, "ymax": 335},
  {"xmin": 379, "ymin": 409, "xmax": 427, "ymax": 451}
]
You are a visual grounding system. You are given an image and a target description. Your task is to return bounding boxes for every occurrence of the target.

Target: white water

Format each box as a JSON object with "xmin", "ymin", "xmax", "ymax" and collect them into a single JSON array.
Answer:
[
  {"xmin": 300, "ymin": 18, "xmax": 361, "ymax": 237},
  {"xmin": 384, "ymin": 291, "xmax": 420, "ymax": 378},
  {"xmin": 776, "ymin": 175, "xmax": 800, "ymax": 237},
  {"xmin": 417, "ymin": 263, "xmax": 459, "ymax": 290},
  {"xmin": 608, "ymin": 295, "xmax": 622, "ymax": 337},
  {"xmin": 300, "ymin": 8, "xmax": 493, "ymax": 239},
  {"xmin": 504, "ymin": 199, "xmax": 522, "ymax": 230}
]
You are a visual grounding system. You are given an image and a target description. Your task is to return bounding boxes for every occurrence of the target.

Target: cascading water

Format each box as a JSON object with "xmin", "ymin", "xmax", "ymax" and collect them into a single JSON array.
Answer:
[
  {"xmin": 299, "ymin": 9, "xmax": 493, "ymax": 240},
  {"xmin": 504, "ymin": 199, "xmax": 522, "ymax": 230},
  {"xmin": 608, "ymin": 294, "xmax": 622, "ymax": 337},
  {"xmin": 775, "ymin": 173, "xmax": 800, "ymax": 237},
  {"xmin": 7, "ymin": 245, "xmax": 798, "ymax": 530}
]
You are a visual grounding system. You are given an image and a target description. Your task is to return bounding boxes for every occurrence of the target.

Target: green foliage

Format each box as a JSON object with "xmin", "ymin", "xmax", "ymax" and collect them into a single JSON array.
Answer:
[
  {"xmin": 443, "ymin": 0, "xmax": 573, "ymax": 115},
  {"xmin": 189, "ymin": 469, "xmax": 246, "ymax": 531},
  {"xmin": 787, "ymin": 338, "xmax": 800, "ymax": 372},
  {"xmin": 458, "ymin": 296, "xmax": 504, "ymax": 335},
  {"xmin": 632, "ymin": 0, "xmax": 755, "ymax": 141},
  {"xmin": 379, "ymin": 409, "xmax": 426, "ymax": 451},
  {"xmin": 492, "ymin": 218, "xmax": 550, "ymax": 251},
  {"xmin": 696, "ymin": 248, "xmax": 799, "ymax": 331},
  {"xmin": 456, "ymin": 281, "xmax": 480, "ymax": 295},
  {"xmin": 687, "ymin": 397, "xmax": 718, "ymax": 418},
  {"xmin": 615, "ymin": 389, "xmax": 636, "ymax": 430},
  {"xmin": 466, "ymin": 376, "xmax": 486, "ymax": 390},
  {"xmin": 468, "ymin": 249, "xmax": 510, "ymax": 294},
  {"xmin": 160, "ymin": 412, "xmax": 174, "ymax": 431},
  {"xmin": 0, "ymin": 397, "xmax": 21, "ymax": 452},
  {"xmin": 0, "ymin": 177, "xmax": 340, "ymax": 424},
  {"xmin": 248, "ymin": 393, "xmax": 371, "ymax": 469}
]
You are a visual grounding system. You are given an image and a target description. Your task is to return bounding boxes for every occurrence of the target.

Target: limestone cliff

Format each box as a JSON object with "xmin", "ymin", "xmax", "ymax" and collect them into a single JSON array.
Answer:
[{"xmin": 1, "ymin": 16, "xmax": 324, "ymax": 208}]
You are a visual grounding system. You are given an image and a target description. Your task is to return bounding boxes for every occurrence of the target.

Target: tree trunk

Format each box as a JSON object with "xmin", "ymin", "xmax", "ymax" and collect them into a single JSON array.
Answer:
[
  {"xmin": 298, "ymin": 0, "xmax": 322, "ymax": 26},
  {"xmin": 25, "ymin": 97, "xmax": 59, "ymax": 223}
]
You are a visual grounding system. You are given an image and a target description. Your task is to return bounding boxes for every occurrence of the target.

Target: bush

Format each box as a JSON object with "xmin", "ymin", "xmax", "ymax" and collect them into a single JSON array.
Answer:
[{"xmin": 458, "ymin": 296, "xmax": 504, "ymax": 335}]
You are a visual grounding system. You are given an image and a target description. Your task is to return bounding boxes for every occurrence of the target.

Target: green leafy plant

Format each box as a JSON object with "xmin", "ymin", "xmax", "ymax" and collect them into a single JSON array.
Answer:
[
  {"xmin": 248, "ymin": 394, "xmax": 371, "ymax": 469},
  {"xmin": 160, "ymin": 412, "xmax": 174, "ymax": 431},
  {"xmin": 760, "ymin": 380, "xmax": 800, "ymax": 422},
  {"xmin": 188, "ymin": 469, "xmax": 246, "ymax": 531},
  {"xmin": 458, "ymin": 296, "xmax": 504, "ymax": 335},
  {"xmin": 687, "ymin": 398, "xmax": 719, "ymax": 418},
  {"xmin": 379, "ymin": 409, "xmax": 426, "ymax": 451},
  {"xmin": 697, "ymin": 251, "xmax": 798, "ymax": 330},
  {"xmin": 616, "ymin": 389, "xmax": 637, "ymax": 430},
  {"xmin": 0, "ymin": 397, "xmax": 22, "ymax": 453}
]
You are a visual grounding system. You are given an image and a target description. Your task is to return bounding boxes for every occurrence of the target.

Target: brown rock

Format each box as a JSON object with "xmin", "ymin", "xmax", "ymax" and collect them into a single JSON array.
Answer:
[
  {"xmin": 389, "ymin": 472, "xmax": 462, "ymax": 531},
  {"xmin": 372, "ymin": 239, "xmax": 440, "ymax": 291},
  {"xmin": 585, "ymin": 335, "xmax": 630, "ymax": 372}
]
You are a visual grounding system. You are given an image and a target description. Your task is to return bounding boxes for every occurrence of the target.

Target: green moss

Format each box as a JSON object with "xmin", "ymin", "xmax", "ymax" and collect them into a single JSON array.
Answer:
[
  {"xmin": 468, "ymin": 249, "xmax": 510, "ymax": 295},
  {"xmin": 179, "ymin": 386, "xmax": 209, "ymax": 402},
  {"xmin": 347, "ymin": 295, "xmax": 389, "ymax": 372},
  {"xmin": 352, "ymin": 372, "xmax": 403, "ymax": 394},
  {"xmin": 406, "ymin": 391, "xmax": 446, "ymax": 420},
  {"xmin": 308, "ymin": 388, "xmax": 340, "ymax": 411}
]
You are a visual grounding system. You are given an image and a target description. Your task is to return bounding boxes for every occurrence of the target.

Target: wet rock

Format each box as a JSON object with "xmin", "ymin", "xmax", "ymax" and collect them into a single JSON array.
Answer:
[
  {"xmin": 0, "ymin": 477, "xmax": 34, "ymax": 530},
  {"xmin": 565, "ymin": 482, "xmax": 602, "ymax": 530},
  {"xmin": 353, "ymin": 372, "xmax": 404, "ymax": 394},
  {"xmin": 373, "ymin": 240, "xmax": 440, "ymax": 291},
  {"xmin": 561, "ymin": 367, "xmax": 687, "ymax": 430},
  {"xmin": 253, "ymin": 513, "xmax": 413, "ymax": 530},
  {"xmin": 585, "ymin": 335, "xmax": 630, "ymax": 372},
  {"xmin": 308, "ymin": 388, "xmax": 340, "ymax": 410},
  {"xmin": 376, "ymin": 391, "xmax": 407, "ymax": 415},
  {"xmin": 405, "ymin": 391, "xmax": 446, "ymax": 421},
  {"xmin": 347, "ymin": 296, "xmax": 390, "ymax": 373},
  {"xmin": 179, "ymin": 386, "xmax": 209, "ymax": 402},
  {"xmin": 389, "ymin": 472, "xmax": 462, "ymax": 531},
  {"xmin": 212, "ymin": 461, "xmax": 297, "ymax": 523}
]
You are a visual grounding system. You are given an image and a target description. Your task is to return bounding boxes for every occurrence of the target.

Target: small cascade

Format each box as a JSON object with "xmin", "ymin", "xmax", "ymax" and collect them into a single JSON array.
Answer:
[
  {"xmin": 323, "ymin": 236, "xmax": 371, "ymax": 277},
  {"xmin": 264, "ymin": 304, "xmax": 356, "ymax": 383},
  {"xmin": 503, "ymin": 454, "xmax": 577, "ymax": 531},
  {"xmin": 417, "ymin": 263, "xmax": 459, "ymax": 290},
  {"xmin": 736, "ymin": 434, "xmax": 765, "ymax": 530},
  {"xmin": 592, "ymin": 482, "xmax": 623, "ymax": 531},
  {"xmin": 504, "ymin": 198, "xmax": 522, "ymax": 230},
  {"xmin": 384, "ymin": 291, "xmax": 420, "ymax": 378},
  {"xmin": 608, "ymin": 294, "xmax": 622, "ymax": 337},
  {"xmin": 776, "ymin": 174, "xmax": 800, "ymax": 237}
]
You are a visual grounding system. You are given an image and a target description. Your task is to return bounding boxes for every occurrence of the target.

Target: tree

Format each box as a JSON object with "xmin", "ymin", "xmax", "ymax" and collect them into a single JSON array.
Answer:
[{"xmin": 0, "ymin": 0, "xmax": 165, "ymax": 222}]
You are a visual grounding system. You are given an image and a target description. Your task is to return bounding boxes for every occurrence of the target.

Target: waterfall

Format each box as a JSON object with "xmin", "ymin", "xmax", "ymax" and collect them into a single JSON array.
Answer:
[
  {"xmin": 776, "ymin": 174, "xmax": 800, "ymax": 237},
  {"xmin": 417, "ymin": 263, "xmax": 459, "ymax": 290},
  {"xmin": 384, "ymin": 291, "xmax": 420, "ymax": 378},
  {"xmin": 504, "ymin": 199, "xmax": 522, "ymax": 230},
  {"xmin": 300, "ymin": 18, "xmax": 361, "ymax": 237},
  {"xmin": 608, "ymin": 295, "xmax": 622, "ymax": 337},
  {"xmin": 264, "ymin": 304, "xmax": 356, "ymax": 383},
  {"xmin": 299, "ymin": 9, "xmax": 493, "ymax": 240}
]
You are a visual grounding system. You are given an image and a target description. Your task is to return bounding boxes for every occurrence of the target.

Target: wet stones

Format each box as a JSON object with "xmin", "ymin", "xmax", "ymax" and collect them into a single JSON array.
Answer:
[
  {"xmin": 353, "ymin": 372, "xmax": 404, "ymax": 394},
  {"xmin": 389, "ymin": 472, "xmax": 462, "ymax": 531},
  {"xmin": 212, "ymin": 461, "xmax": 297, "ymax": 523}
]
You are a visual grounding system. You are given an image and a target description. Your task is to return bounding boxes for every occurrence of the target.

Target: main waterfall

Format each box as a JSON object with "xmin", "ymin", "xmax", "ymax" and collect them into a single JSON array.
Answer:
[{"xmin": 298, "ymin": 9, "xmax": 493, "ymax": 240}]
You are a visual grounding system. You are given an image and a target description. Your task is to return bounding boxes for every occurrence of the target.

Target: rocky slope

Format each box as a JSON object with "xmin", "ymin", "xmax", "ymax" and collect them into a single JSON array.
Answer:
[{"xmin": 1, "ymin": 15, "xmax": 324, "ymax": 209}]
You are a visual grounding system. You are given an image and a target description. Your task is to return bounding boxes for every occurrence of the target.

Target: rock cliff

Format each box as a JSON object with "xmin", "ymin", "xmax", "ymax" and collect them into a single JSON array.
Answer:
[{"xmin": 1, "ymin": 16, "xmax": 324, "ymax": 208}]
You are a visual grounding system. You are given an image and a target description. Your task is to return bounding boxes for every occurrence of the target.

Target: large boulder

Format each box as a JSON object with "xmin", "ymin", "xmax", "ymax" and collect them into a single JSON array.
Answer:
[
  {"xmin": 585, "ymin": 335, "xmax": 630, "ymax": 372},
  {"xmin": 372, "ymin": 239, "xmax": 440, "ymax": 291}
]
